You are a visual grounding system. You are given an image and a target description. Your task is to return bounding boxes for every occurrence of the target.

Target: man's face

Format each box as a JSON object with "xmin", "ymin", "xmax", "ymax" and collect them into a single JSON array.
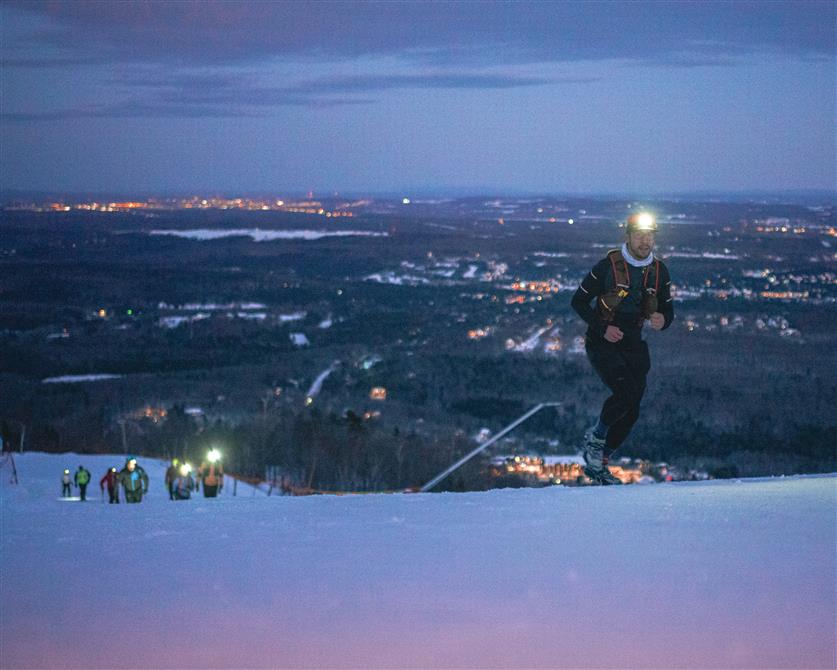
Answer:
[
  {"xmin": 127, "ymin": 460, "xmax": 136, "ymax": 472},
  {"xmin": 627, "ymin": 230, "xmax": 655, "ymax": 259}
]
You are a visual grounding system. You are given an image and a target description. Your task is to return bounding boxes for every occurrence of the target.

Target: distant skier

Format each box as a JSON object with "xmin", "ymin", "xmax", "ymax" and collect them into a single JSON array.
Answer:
[
  {"xmin": 74, "ymin": 465, "xmax": 91, "ymax": 501},
  {"xmin": 61, "ymin": 468, "xmax": 72, "ymax": 497},
  {"xmin": 198, "ymin": 450, "xmax": 224, "ymax": 498},
  {"xmin": 171, "ymin": 463, "xmax": 195, "ymax": 500},
  {"xmin": 100, "ymin": 466, "xmax": 120, "ymax": 504},
  {"xmin": 164, "ymin": 458, "xmax": 181, "ymax": 501},
  {"xmin": 571, "ymin": 212, "xmax": 674, "ymax": 484},
  {"xmin": 118, "ymin": 456, "xmax": 149, "ymax": 504}
]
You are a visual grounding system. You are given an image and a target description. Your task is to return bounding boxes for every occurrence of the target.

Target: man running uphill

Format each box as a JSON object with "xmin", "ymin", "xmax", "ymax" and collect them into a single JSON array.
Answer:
[{"xmin": 571, "ymin": 213, "xmax": 674, "ymax": 484}]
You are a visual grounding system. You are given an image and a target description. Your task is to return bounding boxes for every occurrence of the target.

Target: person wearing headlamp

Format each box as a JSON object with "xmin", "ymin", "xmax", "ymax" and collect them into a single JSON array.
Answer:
[
  {"xmin": 198, "ymin": 449, "xmax": 224, "ymax": 498},
  {"xmin": 172, "ymin": 462, "xmax": 196, "ymax": 500},
  {"xmin": 118, "ymin": 456, "xmax": 149, "ymax": 503},
  {"xmin": 571, "ymin": 212, "xmax": 675, "ymax": 484}
]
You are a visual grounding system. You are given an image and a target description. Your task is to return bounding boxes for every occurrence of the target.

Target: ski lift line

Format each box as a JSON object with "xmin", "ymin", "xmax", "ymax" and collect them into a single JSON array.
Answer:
[{"xmin": 419, "ymin": 402, "xmax": 561, "ymax": 493}]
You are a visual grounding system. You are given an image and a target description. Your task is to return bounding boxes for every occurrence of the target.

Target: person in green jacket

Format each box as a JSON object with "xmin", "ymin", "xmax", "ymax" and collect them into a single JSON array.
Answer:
[
  {"xmin": 118, "ymin": 456, "xmax": 149, "ymax": 503},
  {"xmin": 74, "ymin": 465, "xmax": 91, "ymax": 501}
]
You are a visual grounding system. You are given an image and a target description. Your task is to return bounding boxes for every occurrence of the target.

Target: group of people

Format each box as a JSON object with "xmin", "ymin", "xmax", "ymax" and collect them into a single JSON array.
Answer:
[
  {"xmin": 61, "ymin": 454, "xmax": 224, "ymax": 503},
  {"xmin": 164, "ymin": 454, "xmax": 224, "ymax": 500},
  {"xmin": 61, "ymin": 466, "xmax": 91, "ymax": 500},
  {"xmin": 60, "ymin": 457, "xmax": 148, "ymax": 503}
]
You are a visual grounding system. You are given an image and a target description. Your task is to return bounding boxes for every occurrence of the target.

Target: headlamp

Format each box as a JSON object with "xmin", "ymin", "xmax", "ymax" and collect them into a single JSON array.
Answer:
[{"xmin": 626, "ymin": 212, "xmax": 658, "ymax": 233}]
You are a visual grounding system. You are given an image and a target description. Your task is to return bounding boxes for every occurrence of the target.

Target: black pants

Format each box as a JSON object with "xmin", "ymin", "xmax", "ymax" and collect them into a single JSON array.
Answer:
[
  {"xmin": 62, "ymin": 483, "xmax": 71, "ymax": 497},
  {"xmin": 203, "ymin": 484, "xmax": 218, "ymax": 498},
  {"xmin": 79, "ymin": 484, "xmax": 88, "ymax": 501},
  {"xmin": 107, "ymin": 487, "xmax": 119, "ymax": 503},
  {"xmin": 124, "ymin": 489, "xmax": 143, "ymax": 504},
  {"xmin": 586, "ymin": 336, "xmax": 650, "ymax": 454}
]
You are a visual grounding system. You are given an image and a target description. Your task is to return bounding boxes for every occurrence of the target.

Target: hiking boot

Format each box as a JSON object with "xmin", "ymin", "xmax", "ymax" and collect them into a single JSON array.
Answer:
[
  {"xmin": 595, "ymin": 466, "xmax": 623, "ymax": 486},
  {"xmin": 581, "ymin": 429, "xmax": 607, "ymax": 483}
]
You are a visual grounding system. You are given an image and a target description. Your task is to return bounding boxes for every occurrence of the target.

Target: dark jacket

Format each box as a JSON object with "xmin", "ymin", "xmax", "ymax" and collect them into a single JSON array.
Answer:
[
  {"xmin": 571, "ymin": 252, "xmax": 674, "ymax": 343},
  {"xmin": 100, "ymin": 469, "xmax": 118, "ymax": 490},
  {"xmin": 118, "ymin": 465, "xmax": 149, "ymax": 493}
]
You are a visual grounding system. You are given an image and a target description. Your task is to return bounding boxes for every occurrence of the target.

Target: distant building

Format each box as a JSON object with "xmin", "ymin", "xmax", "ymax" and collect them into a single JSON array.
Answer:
[{"xmin": 490, "ymin": 454, "xmax": 586, "ymax": 485}]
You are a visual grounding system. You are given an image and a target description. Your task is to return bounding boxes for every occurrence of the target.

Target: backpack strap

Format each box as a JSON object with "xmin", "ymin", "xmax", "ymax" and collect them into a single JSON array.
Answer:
[
  {"xmin": 642, "ymin": 259, "xmax": 661, "ymax": 293},
  {"xmin": 607, "ymin": 249, "xmax": 630, "ymax": 289}
]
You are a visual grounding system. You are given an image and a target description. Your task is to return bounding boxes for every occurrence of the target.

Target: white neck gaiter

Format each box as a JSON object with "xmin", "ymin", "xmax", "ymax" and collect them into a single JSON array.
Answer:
[{"xmin": 621, "ymin": 242, "xmax": 654, "ymax": 268}]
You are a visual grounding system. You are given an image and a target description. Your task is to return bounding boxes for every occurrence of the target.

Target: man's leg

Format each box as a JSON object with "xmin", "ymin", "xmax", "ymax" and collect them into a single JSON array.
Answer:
[
  {"xmin": 586, "ymin": 341, "xmax": 649, "ymax": 446},
  {"xmin": 601, "ymin": 342, "xmax": 650, "ymax": 454},
  {"xmin": 584, "ymin": 340, "xmax": 650, "ymax": 483}
]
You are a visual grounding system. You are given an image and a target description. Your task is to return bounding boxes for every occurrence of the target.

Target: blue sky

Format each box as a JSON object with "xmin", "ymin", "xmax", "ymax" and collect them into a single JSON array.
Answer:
[{"xmin": 1, "ymin": 0, "xmax": 834, "ymax": 195}]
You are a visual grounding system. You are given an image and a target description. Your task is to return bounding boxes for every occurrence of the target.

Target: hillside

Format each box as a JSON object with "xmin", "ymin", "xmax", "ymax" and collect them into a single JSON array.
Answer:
[{"xmin": 1, "ymin": 452, "xmax": 834, "ymax": 669}]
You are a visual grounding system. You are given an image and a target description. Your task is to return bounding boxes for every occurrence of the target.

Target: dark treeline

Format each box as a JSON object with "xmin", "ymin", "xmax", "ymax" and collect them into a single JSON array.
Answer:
[
  {"xmin": 2, "ymin": 385, "xmax": 833, "ymax": 490},
  {"xmin": 1, "ymin": 404, "xmax": 489, "ymax": 493}
]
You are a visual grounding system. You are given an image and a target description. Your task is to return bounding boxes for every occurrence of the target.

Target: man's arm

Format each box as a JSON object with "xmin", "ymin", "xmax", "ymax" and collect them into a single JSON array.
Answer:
[
  {"xmin": 571, "ymin": 259, "xmax": 609, "ymax": 338},
  {"xmin": 657, "ymin": 262, "xmax": 674, "ymax": 330}
]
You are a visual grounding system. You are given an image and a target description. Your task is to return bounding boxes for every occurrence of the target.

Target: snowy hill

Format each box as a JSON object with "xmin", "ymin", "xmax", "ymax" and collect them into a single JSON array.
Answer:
[{"xmin": 1, "ymin": 452, "xmax": 835, "ymax": 669}]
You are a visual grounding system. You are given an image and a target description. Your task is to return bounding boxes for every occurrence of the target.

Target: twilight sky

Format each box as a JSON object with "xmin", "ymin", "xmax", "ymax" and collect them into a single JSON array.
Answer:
[{"xmin": 1, "ymin": 0, "xmax": 834, "ymax": 196}]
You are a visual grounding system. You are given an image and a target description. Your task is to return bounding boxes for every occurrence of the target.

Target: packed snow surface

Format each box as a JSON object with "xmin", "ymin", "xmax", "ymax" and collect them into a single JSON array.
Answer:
[{"xmin": 1, "ymin": 452, "xmax": 835, "ymax": 669}]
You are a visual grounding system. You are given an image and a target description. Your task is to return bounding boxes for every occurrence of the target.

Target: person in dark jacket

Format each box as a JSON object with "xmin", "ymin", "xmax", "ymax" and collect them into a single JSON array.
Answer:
[
  {"xmin": 74, "ymin": 465, "xmax": 91, "ymax": 501},
  {"xmin": 118, "ymin": 456, "xmax": 149, "ymax": 503},
  {"xmin": 100, "ymin": 466, "xmax": 120, "ymax": 503},
  {"xmin": 164, "ymin": 458, "xmax": 180, "ymax": 501},
  {"xmin": 571, "ymin": 212, "xmax": 674, "ymax": 484}
]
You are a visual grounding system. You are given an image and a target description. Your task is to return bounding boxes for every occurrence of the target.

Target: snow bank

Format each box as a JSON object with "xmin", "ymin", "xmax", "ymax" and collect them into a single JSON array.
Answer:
[
  {"xmin": 1, "ymin": 452, "xmax": 834, "ymax": 669},
  {"xmin": 41, "ymin": 374, "xmax": 123, "ymax": 384},
  {"xmin": 149, "ymin": 229, "xmax": 387, "ymax": 241},
  {"xmin": 290, "ymin": 332, "xmax": 309, "ymax": 346}
]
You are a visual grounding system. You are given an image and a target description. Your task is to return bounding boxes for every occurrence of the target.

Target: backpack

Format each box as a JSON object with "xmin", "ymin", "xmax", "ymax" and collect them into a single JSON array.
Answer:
[{"xmin": 596, "ymin": 249, "xmax": 660, "ymax": 322}]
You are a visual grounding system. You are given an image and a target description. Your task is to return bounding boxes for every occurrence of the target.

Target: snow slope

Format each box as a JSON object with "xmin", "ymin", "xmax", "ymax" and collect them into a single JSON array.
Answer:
[{"xmin": 1, "ymin": 453, "xmax": 835, "ymax": 669}]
